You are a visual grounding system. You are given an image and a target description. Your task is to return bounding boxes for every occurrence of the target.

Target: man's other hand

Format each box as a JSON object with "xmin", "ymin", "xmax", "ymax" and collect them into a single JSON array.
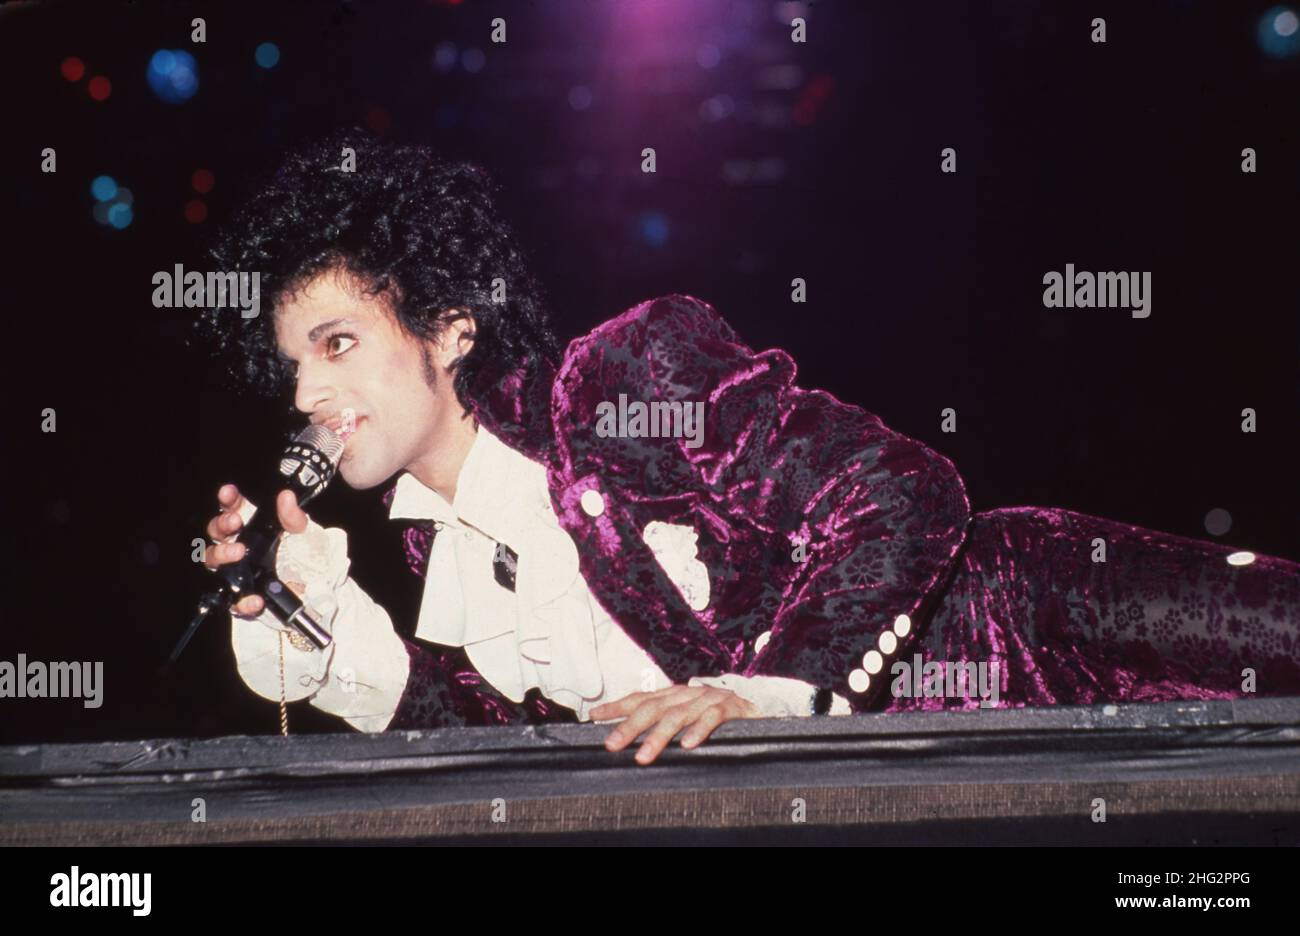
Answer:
[{"xmin": 590, "ymin": 685, "xmax": 760, "ymax": 765}]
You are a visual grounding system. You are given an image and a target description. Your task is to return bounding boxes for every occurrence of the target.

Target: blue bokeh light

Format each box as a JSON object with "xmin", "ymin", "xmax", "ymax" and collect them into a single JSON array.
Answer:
[
  {"xmin": 638, "ymin": 212, "xmax": 670, "ymax": 248},
  {"xmin": 147, "ymin": 48, "xmax": 200, "ymax": 103},
  {"xmin": 91, "ymin": 180, "xmax": 135, "ymax": 227},
  {"xmin": 432, "ymin": 41, "xmax": 458, "ymax": 73},
  {"xmin": 1257, "ymin": 6, "xmax": 1300, "ymax": 58},
  {"xmin": 255, "ymin": 42, "xmax": 280, "ymax": 69},
  {"xmin": 107, "ymin": 203, "xmax": 133, "ymax": 229},
  {"xmin": 91, "ymin": 175, "xmax": 117, "ymax": 202}
]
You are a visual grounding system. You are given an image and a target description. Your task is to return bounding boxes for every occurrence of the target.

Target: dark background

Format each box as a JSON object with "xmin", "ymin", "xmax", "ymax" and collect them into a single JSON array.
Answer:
[{"xmin": 1, "ymin": 0, "xmax": 1296, "ymax": 743}]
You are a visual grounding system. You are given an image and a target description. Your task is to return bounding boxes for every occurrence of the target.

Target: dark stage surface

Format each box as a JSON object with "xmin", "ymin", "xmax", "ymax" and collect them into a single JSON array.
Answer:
[
  {"xmin": 4, "ymin": 698, "xmax": 1299, "ymax": 846},
  {"xmin": 0, "ymin": 0, "xmax": 1297, "ymax": 746}
]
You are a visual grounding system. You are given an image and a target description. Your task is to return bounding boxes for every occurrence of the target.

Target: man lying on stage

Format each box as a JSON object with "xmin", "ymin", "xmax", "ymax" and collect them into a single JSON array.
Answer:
[{"xmin": 194, "ymin": 131, "xmax": 1300, "ymax": 765}]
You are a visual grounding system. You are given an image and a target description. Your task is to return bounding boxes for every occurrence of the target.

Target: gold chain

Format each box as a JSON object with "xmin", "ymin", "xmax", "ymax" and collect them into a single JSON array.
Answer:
[{"xmin": 277, "ymin": 631, "xmax": 290, "ymax": 737}]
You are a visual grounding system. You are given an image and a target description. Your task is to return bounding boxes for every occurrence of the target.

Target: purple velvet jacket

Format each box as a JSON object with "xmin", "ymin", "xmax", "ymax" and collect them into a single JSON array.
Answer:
[{"xmin": 383, "ymin": 294, "xmax": 1300, "ymax": 729}]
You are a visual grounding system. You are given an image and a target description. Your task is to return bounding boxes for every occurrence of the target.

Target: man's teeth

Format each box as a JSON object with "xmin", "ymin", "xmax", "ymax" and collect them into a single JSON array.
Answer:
[{"xmin": 333, "ymin": 408, "xmax": 359, "ymax": 441}]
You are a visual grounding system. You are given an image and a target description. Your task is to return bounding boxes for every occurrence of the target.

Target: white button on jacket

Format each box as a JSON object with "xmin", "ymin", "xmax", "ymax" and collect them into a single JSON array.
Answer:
[{"xmin": 580, "ymin": 489, "xmax": 605, "ymax": 517}]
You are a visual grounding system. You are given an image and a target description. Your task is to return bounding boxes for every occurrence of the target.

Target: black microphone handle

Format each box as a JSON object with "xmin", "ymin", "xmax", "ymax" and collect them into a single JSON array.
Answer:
[
  {"xmin": 258, "ymin": 572, "xmax": 333, "ymax": 649},
  {"xmin": 171, "ymin": 561, "xmax": 332, "ymax": 664},
  {"xmin": 214, "ymin": 494, "xmax": 334, "ymax": 649},
  {"xmin": 173, "ymin": 427, "xmax": 343, "ymax": 662},
  {"xmin": 236, "ymin": 465, "xmax": 329, "ymax": 569}
]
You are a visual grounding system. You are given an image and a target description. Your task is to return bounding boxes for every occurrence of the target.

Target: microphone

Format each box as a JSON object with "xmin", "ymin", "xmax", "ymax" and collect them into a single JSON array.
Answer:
[{"xmin": 169, "ymin": 424, "xmax": 347, "ymax": 663}]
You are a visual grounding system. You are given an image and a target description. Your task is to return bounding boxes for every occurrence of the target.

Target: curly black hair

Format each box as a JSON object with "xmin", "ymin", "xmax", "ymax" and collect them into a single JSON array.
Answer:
[{"xmin": 190, "ymin": 128, "xmax": 560, "ymax": 415}]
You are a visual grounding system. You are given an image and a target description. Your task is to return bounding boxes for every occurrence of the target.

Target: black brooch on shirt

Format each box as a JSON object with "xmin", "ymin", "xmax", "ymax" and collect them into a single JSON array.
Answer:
[{"xmin": 493, "ymin": 542, "xmax": 518, "ymax": 592}]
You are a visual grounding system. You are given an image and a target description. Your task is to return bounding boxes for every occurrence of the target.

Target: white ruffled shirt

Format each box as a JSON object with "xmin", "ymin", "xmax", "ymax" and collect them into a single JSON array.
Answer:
[{"xmin": 231, "ymin": 426, "xmax": 847, "ymax": 732}]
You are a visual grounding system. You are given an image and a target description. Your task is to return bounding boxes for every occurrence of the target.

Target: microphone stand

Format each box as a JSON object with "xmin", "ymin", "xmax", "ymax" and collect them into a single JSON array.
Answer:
[
  {"xmin": 170, "ymin": 531, "xmax": 332, "ymax": 663},
  {"xmin": 171, "ymin": 424, "xmax": 344, "ymax": 663}
]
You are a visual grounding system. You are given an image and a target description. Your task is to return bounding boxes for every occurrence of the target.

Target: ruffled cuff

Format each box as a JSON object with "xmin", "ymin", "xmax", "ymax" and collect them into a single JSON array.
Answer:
[
  {"xmin": 309, "ymin": 575, "xmax": 410, "ymax": 733},
  {"xmin": 231, "ymin": 613, "xmax": 333, "ymax": 703},
  {"xmin": 230, "ymin": 515, "xmax": 347, "ymax": 704},
  {"xmin": 230, "ymin": 509, "xmax": 408, "ymax": 731},
  {"xmin": 687, "ymin": 672, "xmax": 851, "ymax": 717}
]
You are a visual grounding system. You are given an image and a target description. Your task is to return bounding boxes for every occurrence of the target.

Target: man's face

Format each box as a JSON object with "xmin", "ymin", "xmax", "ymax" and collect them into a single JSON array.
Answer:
[{"xmin": 274, "ymin": 269, "xmax": 463, "ymax": 490}]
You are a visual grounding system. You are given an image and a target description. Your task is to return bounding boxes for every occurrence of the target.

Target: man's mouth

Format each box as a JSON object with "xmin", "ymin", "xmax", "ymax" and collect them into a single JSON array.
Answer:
[{"xmin": 321, "ymin": 408, "xmax": 363, "ymax": 445}]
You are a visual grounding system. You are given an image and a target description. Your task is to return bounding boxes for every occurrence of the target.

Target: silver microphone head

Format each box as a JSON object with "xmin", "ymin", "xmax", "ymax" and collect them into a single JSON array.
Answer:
[
  {"xmin": 291, "ymin": 424, "xmax": 346, "ymax": 466},
  {"xmin": 277, "ymin": 425, "xmax": 346, "ymax": 503}
]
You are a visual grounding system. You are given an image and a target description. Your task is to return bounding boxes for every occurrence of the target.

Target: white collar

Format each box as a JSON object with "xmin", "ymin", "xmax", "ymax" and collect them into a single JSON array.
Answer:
[
  {"xmin": 383, "ymin": 426, "xmax": 688, "ymax": 715},
  {"xmin": 386, "ymin": 426, "xmax": 549, "ymax": 552},
  {"xmin": 386, "ymin": 426, "xmax": 596, "ymax": 704}
]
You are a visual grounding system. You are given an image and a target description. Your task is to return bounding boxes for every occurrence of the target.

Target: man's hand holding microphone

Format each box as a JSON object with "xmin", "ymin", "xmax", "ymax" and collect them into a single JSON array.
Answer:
[{"xmin": 204, "ymin": 484, "xmax": 313, "ymax": 618}]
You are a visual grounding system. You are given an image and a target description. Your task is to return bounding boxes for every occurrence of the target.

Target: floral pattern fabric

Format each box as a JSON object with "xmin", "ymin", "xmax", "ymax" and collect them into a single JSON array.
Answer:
[{"xmin": 384, "ymin": 295, "xmax": 1298, "ymax": 728}]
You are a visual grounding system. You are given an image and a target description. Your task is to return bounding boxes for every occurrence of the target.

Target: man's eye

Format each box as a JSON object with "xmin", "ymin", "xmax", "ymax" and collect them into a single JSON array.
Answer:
[{"xmin": 327, "ymin": 334, "xmax": 358, "ymax": 357}]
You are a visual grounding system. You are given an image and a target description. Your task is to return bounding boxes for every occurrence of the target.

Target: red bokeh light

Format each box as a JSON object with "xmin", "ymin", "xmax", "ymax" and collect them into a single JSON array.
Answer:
[
  {"xmin": 87, "ymin": 76, "xmax": 112, "ymax": 101},
  {"xmin": 191, "ymin": 169, "xmax": 215, "ymax": 194},
  {"xmin": 365, "ymin": 105, "xmax": 391, "ymax": 134},
  {"xmin": 793, "ymin": 74, "xmax": 834, "ymax": 127},
  {"xmin": 184, "ymin": 199, "xmax": 208, "ymax": 224},
  {"xmin": 61, "ymin": 57, "xmax": 85, "ymax": 82}
]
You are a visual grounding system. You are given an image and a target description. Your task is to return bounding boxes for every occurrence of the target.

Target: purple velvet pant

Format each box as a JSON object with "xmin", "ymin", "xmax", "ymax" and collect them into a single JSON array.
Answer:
[{"xmin": 883, "ymin": 507, "xmax": 1300, "ymax": 712}]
